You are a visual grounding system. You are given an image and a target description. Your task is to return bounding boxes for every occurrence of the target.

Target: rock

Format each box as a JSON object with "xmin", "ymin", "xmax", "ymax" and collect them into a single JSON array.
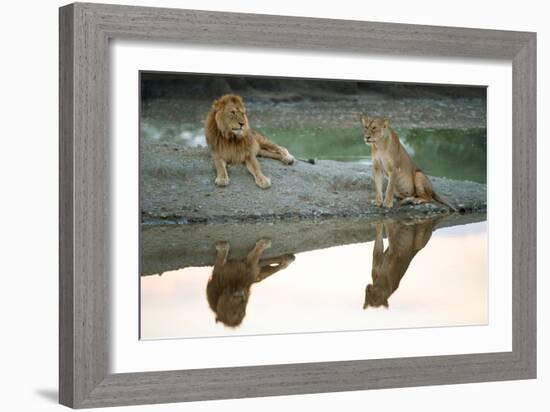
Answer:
[
  {"xmin": 140, "ymin": 143, "xmax": 486, "ymax": 224},
  {"xmin": 140, "ymin": 212, "xmax": 486, "ymax": 276}
]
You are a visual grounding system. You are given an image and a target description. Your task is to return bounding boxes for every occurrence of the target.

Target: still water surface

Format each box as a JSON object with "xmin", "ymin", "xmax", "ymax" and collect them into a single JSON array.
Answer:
[{"xmin": 140, "ymin": 220, "xmax": 487, "ymax": 340}]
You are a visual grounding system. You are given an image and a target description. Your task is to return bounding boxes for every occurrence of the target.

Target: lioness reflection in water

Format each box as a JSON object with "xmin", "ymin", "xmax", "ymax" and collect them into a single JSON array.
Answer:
[
  {"xmin": 206, "ymin": 238, "xmax": 295, "ymax": 327},
  {"xmin": 364, "ymin": 217, "xmax": 440, "ymax": 309}
]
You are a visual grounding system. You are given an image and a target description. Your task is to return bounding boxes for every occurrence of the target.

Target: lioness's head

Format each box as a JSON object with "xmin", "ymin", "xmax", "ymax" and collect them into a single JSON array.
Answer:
[
  {"xmin": 363, "ymin": 284, "xmax": 389, "ymax": 309},
  {"xmin": 361, "ymin": 114, "xmax": 390, "ymax": 144},
  {"xmin": 212, "ymin": 94, "xmax": 250, "ymax": 139}
]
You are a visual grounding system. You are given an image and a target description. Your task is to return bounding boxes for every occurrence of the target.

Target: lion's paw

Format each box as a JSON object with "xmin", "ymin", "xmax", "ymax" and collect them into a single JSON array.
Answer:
[
  {"xmin": 256, "ymin": 238, "xmax": 272, "ymax": 249},
  {"xmin": 370, "ymin": 199, "xmax": 383, "ymax": 207},
  {"xmin": 255, "ymin": 176, "xmax": 271, "ymax": 189},
  {"xmin": 215, "ymin": 176, "xmax": 229, "ymax": 187},
  {"xmin": 215, "ymin": 241, "xmax": 230, "ymax": 251},
  {"xmin": 282, "ymin": 154, "xmax": 295, "ymax": 165},
  {"xmin": 281, "ymin": 254, "xmax": 296, "ymax": 267}
]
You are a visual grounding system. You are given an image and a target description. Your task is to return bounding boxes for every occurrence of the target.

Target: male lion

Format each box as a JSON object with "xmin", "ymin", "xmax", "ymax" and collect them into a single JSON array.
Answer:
[
  {"xmin": 364, "ymin": 218, "xmax": 438, "ymax": 309},
  {"xmin": 361, "ymin": 114, "xmax": 456, "ymax": 211},
  {"xmin": 206, "ymin": 239, "xmax": 295, "ymax": 327},
  {"xmin": 205, "ymin": 94, "xmax": 295, "ymax": 189}
]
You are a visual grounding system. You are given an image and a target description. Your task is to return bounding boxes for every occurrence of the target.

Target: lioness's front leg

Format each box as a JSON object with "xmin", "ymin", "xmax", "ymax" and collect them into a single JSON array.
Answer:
[
  {"xmin": 213, "ymin": 156, "xmax": 229, "ymax": 187},
  {"xmin": 245, "ymin": 156, "xmax": 271, "ymax": 189},
  {"xmin": 215, "ymin": 241, "xmax": 230, "ymax": 266},
  {"xmin": 371, "ymin": 222, "xmax": 384, "ymax": 282},
  {"xmin": 383, "ymin": 169, "xmax": 396, "ymax": 208},
  {"xmin": 371, "ymin": 160, "xmax": 384, "ymax": 207}
]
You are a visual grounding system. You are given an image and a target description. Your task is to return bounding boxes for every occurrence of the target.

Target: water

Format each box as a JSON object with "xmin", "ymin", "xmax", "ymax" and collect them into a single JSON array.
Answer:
[
  {"xmin": 140, "ymin": 219, "xmax": 487, "ymax": 340},
  {"xmin": 141, "ymin": 96, "xmax": 487, "ymax": 183}
]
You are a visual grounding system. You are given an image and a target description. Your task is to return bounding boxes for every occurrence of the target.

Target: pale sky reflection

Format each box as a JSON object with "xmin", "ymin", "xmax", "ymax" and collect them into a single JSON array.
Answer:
[{"xmin": 140, "ymin": 222, "xmax": 487, "ymax": 340}]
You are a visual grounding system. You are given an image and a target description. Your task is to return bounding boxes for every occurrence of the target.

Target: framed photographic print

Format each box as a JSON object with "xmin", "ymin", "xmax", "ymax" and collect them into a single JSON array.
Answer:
[{"xmin": 59, "ymin": 2, "xmax": 536, "ymax": 408}]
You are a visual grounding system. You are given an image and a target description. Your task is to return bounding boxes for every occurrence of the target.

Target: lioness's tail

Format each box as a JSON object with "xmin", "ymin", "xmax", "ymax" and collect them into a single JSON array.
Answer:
[{"xmin": 433, "ymin": 192, "xmax": 458, "ymax": 212}]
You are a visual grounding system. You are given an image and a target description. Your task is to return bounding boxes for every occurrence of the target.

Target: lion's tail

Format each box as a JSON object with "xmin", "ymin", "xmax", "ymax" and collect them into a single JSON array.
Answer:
[{"xmin": 433, "ymin": 192, "xmax": 458, "ymax": 213}]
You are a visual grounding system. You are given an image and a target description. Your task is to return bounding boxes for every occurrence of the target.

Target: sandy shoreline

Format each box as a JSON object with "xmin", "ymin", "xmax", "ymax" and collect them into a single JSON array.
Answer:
[{"xmin": 140, "ymin": 144, "xmax": 487, "ymax": 224}]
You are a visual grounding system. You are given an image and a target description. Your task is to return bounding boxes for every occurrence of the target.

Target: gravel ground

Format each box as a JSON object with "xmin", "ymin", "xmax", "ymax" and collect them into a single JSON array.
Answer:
[{"xmin": 140, "ymin": 143, "xmax": 487, "ymax": 224}]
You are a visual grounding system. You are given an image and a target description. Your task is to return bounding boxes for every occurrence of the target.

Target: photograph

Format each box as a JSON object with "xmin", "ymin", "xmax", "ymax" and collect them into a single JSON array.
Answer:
[
  {"xmin": 51, "ymin": 1, "xmax": 540, "ymax": 407},
  {"xmin": 139, "ymin": 73, "xmax": 488, "ymax": 340}
]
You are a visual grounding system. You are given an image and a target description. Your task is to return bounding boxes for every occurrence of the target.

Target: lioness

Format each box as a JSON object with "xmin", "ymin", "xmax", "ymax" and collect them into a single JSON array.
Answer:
[
  {"xmin": 206, "ymin": 239, "xmax": 295, "ymax": 327},
  {"xmin": 364, "ymin": 218, "xmax": 437, "ymax": 309},
  {"xmin": 361, "ymin": 115, "xmax": 456, "ymax": 211},
  {"xmin": 205, "ymin": 94, "xmax": 295, "ymax": 189}
]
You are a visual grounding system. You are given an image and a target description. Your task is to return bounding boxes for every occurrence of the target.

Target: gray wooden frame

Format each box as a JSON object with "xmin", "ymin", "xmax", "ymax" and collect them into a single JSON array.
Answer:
[{"xmin": 59, "ymin": 2, "xmax": 536, "ymax": 408}]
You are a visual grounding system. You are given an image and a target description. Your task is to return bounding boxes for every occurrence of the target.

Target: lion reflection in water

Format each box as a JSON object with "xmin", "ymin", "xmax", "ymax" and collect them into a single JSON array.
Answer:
[
  {"xmin": 364, "ymin": 218, "xmax": 440, "ymax": 309},
  {"xmin": 206, "ymin": 239, "xmax": 295, "ymax": 327}
]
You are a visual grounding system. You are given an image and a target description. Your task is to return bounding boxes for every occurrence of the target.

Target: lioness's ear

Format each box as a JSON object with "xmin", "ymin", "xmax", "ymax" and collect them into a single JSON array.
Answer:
[
  {"xmin": 361, "ymin": 114, "xmax": 369, "ymax": 127},
  {"xmin": 383, "ymin": 118, "xmax": 390, "ymax": 128}
]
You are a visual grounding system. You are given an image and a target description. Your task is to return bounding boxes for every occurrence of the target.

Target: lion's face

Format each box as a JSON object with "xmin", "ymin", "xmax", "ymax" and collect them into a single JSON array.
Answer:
[
  {"xmin": 361, "ymin": 115, "xmax": 390, "ymax": 144},
  {"xmin": 214, "ymin": 95, "xmax": 250, "ymax": 139},
  {"xmin": 363, "ymin": 284, "xmax": 389, "ymax": 309},
  {"xmin": 215, "ymin": 286, "xmax": 250, "ymax": 327}
]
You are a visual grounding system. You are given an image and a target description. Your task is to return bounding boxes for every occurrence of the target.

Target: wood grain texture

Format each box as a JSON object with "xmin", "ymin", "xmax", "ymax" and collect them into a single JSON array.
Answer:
[
  {"xmin": 59, "ymin": 4, "xmax": 74, "ymax": 406},
  {"xmin": 59, "ymin": 2, "xmax": 537, "ymax": 408},
  {"xmin": 512, "ymin": 35, "xmax": 537, "ymax": 376}
]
